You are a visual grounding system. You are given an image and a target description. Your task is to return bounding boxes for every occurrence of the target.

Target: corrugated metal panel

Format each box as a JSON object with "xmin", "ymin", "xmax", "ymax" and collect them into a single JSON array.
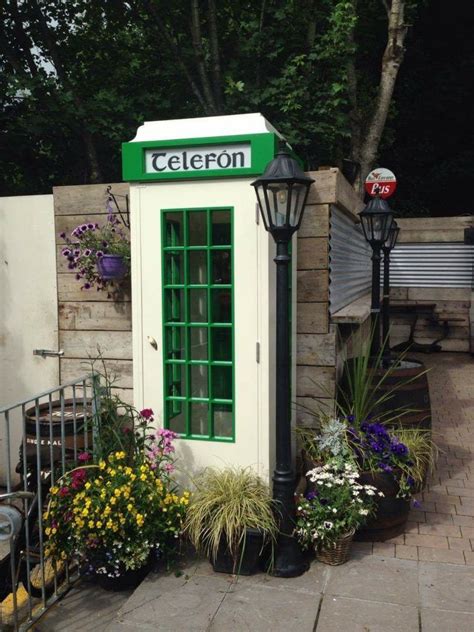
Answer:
[
  {"xmin": 389, "ymin": 243, "xmax": 474, "ymax": 287},
  {"xmin": 329, "ymin": 207, "xmax": 371, "ymax": 314}
]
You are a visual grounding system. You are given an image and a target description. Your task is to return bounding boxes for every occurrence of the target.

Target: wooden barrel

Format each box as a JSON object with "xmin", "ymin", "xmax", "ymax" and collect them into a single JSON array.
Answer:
[
  {"xmin": 374, "ymin": 358, "xmax": 431, "ymax": 431},
  {"xmin": 355, "ymin": 471, "xmax": 410, "ymax": 542},
  {"xmin": 24, "ymin": 399, "xmax": 93, "ymax": 450}
]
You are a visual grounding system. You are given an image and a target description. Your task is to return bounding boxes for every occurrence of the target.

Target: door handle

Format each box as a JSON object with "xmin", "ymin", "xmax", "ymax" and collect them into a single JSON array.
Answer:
[
  {"xmin": 33, "ymin": 349, "xmax": 64, "ymax": 358},
  {"xmin": 147, "ymin": 336, "xmax": 158, "ymax": 350}
]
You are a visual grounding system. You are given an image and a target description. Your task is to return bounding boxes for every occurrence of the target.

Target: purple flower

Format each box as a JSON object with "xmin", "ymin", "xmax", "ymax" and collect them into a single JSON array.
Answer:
[
  {"xmin": 68, "ymin": 262, "xmax": 76, "ymax": 270},
  {"xmin": 347, "ymin": 414, "xmax": 355, "ymax": 423},
  {"xmin": 96, "ymin": 251, "xmax": 104, "ymax": 258},
  {"xmin": 60, "ymin": 232, "xmax": 66, "ymax": 239},
  {"xmin": 73, "ymin": 249, "xmax": 80, "ymax": 256},
  {"xmin": 80, "ymin": 224, "xmax": 88, "ymax": 231},
  {"xmin": 83, "ymin": 282, "xmax": 91, "ymax": 290},
  {"xmin": 140, "ymin": 408, "xmax": 154, "ymax": 420},
  {"xmin": 87, "ymin": 223, "xmax": 94, "ymax": 229},
  {"xmin": 412, "ymin": 498, "xmax": 422, "ymax": 509},
  {"xmin": 62, "ymin": 248, "xmax": 71, "ymax": 256},
  {"xmin": 378, "ymin": 462, "xmax": 393, "ymax": 473},
  {"xmin": 102, "ymin": 241, "xmax": 108, "ymax": 248},
  {"xmin": 84, "ymin": 249, "xmax": 92, "ymax": 256},
  {"xmin": 75, "ymin": 273, "xmax": 81, "ymax": 280},
  {"xmin": 306, "ymin": 491, "xmax": 318, "ymax": 500}
]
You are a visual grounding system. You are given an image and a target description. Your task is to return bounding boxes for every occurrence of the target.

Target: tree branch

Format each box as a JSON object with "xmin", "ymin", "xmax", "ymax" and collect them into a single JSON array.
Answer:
[
  {"xmin": 190, "ymin": 0, "xmax": 217, "ymax": 113},
  {"xmin": 207, "ymin": 0, "xmax": 223, "ymax": 111}
]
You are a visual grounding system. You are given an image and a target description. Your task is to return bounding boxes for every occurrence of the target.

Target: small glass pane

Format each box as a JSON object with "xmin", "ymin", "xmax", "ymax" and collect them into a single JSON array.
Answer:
[
  {"xmin": 212, "ymin": 289, "xmax": 231, "ymax": 323},
  {"xmin": 164, "ymin": 252, "xmax": 183, "ymax": 285},
  {"xmin": 191, "ymin": 364, "xmax": 208, "ymax": 398},
  {"xmin": 164, "ymin": 213, "xmax": 184, "ymax": 247},
  {"xmin": 189, "ymin": 250, "xmax": 207, "ymax": 284},
  {"xmin": 165, "ymin": 289, "xmax": 184, "ymax": 323},
  {"xmin": 212, "ymin": 210, "xmax": 231, "ymax": 245},
  {"xmin": 211, "ymin": 328, "xmax": 232, "ymax": 361},
  {"xmin": 213, "ymin": 404, "xmax": 233, "ymax": 438},
  {"xmin": 165, "ymin": 327, "xmax": 184, "ymax": 360},
  {"xmin": 191, "ymin": 402, "xmax": 209, "ymax": 436},
  {"xmin": 166, "ymin": 364, "xmax": 186, "ymax": 398},
  {"xmin": 189, "ymin": 211, "xmax": 207, "ymax": 246},
  {"xmin": 167, "ymin": 401, "xmax": 185, "ymax": 434},
  {"xmin": 212, "ymin": 366, "xmax": 232, "ymax": 400},
  {"xmin": 190, "ymin": 327, "xmax": 208, "ymax": 361},
  {"xmin": 212, "ymin": 250, "xmax": 231, "ymax": 284},
  {"xmin": 189, "ymin": 289, "xmax": 208, "ymax": 323}
]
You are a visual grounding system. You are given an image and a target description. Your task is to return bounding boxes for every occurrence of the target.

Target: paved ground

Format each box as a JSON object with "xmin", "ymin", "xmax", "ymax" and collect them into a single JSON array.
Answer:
[
  {"xmin": 361, "ymin": 352, "xmax": 474, "ymax": 565},
  {"xmin": 11, "ymin": 352, "xmax": 474, "ymax": 630}
]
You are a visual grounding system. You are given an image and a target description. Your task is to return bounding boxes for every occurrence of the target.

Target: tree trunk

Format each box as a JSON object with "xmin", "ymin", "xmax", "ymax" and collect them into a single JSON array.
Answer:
[{"xmin": 350, "ymin": 0, "xmax": 408, "ymax": 194}]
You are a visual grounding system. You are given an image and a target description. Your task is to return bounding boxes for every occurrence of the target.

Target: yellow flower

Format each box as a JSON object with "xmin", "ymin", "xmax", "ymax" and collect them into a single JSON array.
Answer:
[
  {"xmin": 109, "ymin": 469, "xmax": 116, "ymax": 476},
  {"xmin": 125, "ymin": 467, "xmax": 132, "ymax": 476},
  {"xmin": 114, "ymin": 488, "xmax": 121, "ymax": 497},
  {"xmin": 136, "ymin": 513, "xmax": 144, "ymax": 527},
  {"xmin": 94, "ymin": 479, "xmax": 100, "ymax": 485},
  {"xmin": 45, "ymin": 527, "xmax": 51, "ymax": 536},
  {"xmin": 61, "ymin": 551, "xmax": 67, "ymax": 560},
  {"xmin": 50, "ymin": 486, "xmax": 59, "ymax": 495},
  {"xmin": 51, "ymin": 527, "xmax": 57, "ymax": 535},
  {"xmin": 43, "ymin": 511, "xmax": 49, "ymax": 520},
  {"xmin": 127, "ymin": 503, "xmax": 133, "ymax": 512},
  {"xmin": 104, "ymin": 506, "xmax": 111, "ymax": 516},
  {"xmin": 99, "ymin": 460, "xmax": 106, "ymax": 470},
  {"xmin": 106, "ymin": 519, "xmax": 113, "ymax": 529},
  {"xmin": 140, "ymin": 474, "xmax": 146, "ymax": 482},
  {"xmin": 110, "ymin": 497, "xmax": 116, "ymax": 505},
  {"xmin": 85, "ymin": 481, "xmax": 91, "ymax": 490},
  {"xmin": 88, "ymin": 520, "xmax": 94, "ymax": 528},
  {"xmin": 130, "ymin": 474, "xmax": 136, "ymax": 481},
  {"xmin": 96, "ymin": 521, "xmax": 102, "ymax": 529}
]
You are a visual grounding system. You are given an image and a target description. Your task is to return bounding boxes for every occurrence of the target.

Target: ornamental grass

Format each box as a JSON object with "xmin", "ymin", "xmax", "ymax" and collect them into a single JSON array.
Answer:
[{"xmin": 184, "ymin": 466, "xmax": 278, "ymax": 564}]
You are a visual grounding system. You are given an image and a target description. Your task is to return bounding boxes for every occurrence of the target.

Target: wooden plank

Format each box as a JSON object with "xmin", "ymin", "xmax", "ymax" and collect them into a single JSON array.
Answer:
[
  {"xmin": 306, "ymin": 169, "xmax": 337, "ymax": 206},
  {"xmin": 335, "ymin": 169, "xmax": 364, "ymax": 217},
  {"xmin": 390, "ymin": 287, "xmax": 408, "ymax": 300},
  {"xmin": 54, "ymin": 183, "xmax": 129, "ymax": 216},
  {"xmin": 59, "ymin": 302, "xmax": 132, "ymax": 331},
  {"xmin": 297, "ymin": 270, "xmax": 329, "ymax": 302},
  {"xmin": 298, "ymin": 204, "xmax": 330, "ymax": 238},
  {"xmin": 57, "ymin": 274, "xmax": 131, "ymax": 302},
  {"xmin": 297, "ymin": 333, "xmax": 335, "ymax": 366},
  {"xmin": 407, "ymin": 287, "xmax": 471, "ymax": 302},
  {"xmin": 61, "ymin": 358, "xmax": 133, "ymax": 388},
  {"xmin": 398, "ymin": 230, "xmax": 466, "ymax": 243},
  {"xmin": 56, "ymin": 213, "xmax": 108, "ymax": 243},
  {"xmin": 398, "ymin": 217, "xmax": 473, "ymax": 231},
  {"xmin": 295, "ymin": 397, "xmax": 334, "ymax": 427},
  {"xmin": 297, "ymin": 302, "xmax": 328, "ymax": 334},
  {"xmin": 330, "ymin": 293, "xmax": 371, "ymax": 325},
  {"xmin": 59, "ymin": 330, "xmax": 133, "ymax": 360},
  {"xmin": 297, "ymin": 238, "xmax": 328, "ymax": 271},
  {"xmin": 296, "ymin": 365, "xmax": 335, "ymax": 398}
]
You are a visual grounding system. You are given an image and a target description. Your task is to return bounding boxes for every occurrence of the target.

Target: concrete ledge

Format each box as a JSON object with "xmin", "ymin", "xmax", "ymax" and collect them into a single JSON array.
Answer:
[{"xmin": 331, "ymin": 293, "xmax": 371, "ymax": 325}]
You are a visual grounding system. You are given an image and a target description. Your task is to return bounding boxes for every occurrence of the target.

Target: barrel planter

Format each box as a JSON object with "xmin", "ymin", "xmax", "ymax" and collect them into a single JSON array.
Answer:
[
  {"xmin": 374, "ymin": 358, "xmax": 431, "ymax": 431},
  {"xmin": 24, "ymin": 399, "xmax": 93, "ymax": 451},
  {"xmin": 354, "ymin": 471, "xmax": 410, "ymax": 542},
  {"xmin": 212, "ymin": 528, "xmax": 265, "ymax": 576}
]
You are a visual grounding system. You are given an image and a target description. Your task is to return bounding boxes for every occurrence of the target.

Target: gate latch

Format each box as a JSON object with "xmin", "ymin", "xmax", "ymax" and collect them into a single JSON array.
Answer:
[{"xmin": 33, "ymin": 349, "xmax": 64, "ymax": 358}]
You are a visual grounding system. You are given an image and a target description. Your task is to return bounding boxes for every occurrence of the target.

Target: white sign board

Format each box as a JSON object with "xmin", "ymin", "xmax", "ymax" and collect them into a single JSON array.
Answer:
[{"xmin": 145, "ymin": 143, "xmax": 251, "ymax": 174}]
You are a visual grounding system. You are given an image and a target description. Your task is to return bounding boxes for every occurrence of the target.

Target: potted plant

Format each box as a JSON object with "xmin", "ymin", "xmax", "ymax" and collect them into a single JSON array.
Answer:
[
  {"xmin": 184, "ymin": 467, "xmax": 278, "ymax": 575},
  {"xmin": 295, "ymin": 461, "xmax": 380, "ymax": 565},
  {"xmin": 60, "ymin": 211, "xmax": 130, "ymax": 294},
  {"xmin": 43, "ymin": 395, "xmax": 190, "ymax": 591}
]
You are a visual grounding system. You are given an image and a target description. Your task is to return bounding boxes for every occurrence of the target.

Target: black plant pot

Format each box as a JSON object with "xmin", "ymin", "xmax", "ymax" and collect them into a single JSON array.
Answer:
[
  {"xmin": 95, "ymin": 560, "xmax": 152, "ymax": 592},
  {"xmin": 212, "ymin": 528, "xmax": 264, "ymax": 576},
  {"xmin": 355, "ymin": 471, "xmax": 410, "ymax": 542}
]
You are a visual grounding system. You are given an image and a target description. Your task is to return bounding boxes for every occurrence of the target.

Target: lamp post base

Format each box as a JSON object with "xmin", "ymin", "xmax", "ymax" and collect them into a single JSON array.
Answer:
[{"xmin": 271, "ymin": 533, "xmax": 309, "ymax": 578}]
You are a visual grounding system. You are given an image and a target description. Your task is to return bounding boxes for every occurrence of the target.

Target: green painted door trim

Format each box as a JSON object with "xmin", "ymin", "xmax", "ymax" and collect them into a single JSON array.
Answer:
[{"xmin": 122, "ymin": 132, "xmax": 278, "ymax": 182}]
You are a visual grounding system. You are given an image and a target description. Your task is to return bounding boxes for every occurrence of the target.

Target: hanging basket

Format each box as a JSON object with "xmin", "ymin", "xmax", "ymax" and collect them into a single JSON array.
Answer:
[
  {"xmin": 315, "ymin": 529, "xmax": 355, "ymax": 566},
  {"xmin": 97, "ymin": 254, "xmax": 127, "ymax": 281}
]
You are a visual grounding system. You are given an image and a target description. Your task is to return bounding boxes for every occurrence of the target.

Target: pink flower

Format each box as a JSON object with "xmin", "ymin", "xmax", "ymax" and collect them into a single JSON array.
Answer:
[
  {"xmin": 78, "ymin": 452, "xmax": 91, "ymax": 462},
  {"xmin": 140, "ymin": 408, "xmax": 154, "ymax": 420},
  {"xmin": 59, "ymin": 486, "xmax": 70, "ymax": 497}
]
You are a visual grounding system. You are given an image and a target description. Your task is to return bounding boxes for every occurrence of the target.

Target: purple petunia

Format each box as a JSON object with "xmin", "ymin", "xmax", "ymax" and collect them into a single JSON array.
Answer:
[{"xmin": 96, "ymin": 250, "xmax": 104, "ymax": 258}]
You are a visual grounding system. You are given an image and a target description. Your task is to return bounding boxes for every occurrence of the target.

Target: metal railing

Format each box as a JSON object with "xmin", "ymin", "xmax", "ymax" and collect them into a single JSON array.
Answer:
[{"xmin": 0, "ymin": 374, "xmax": 100, "ymax": 631}]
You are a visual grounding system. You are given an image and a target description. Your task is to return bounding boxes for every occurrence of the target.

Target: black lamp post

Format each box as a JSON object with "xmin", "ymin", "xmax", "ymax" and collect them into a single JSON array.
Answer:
[
  {"xmin": 251, "ymin": 144, "xmax": 314, "ymax": 578},
  {"xmin": 382, "ymin": 219, "xmax": 400, "ymax": 360},
  {"xmin": 359, "ymin": 197, "xmax": 395, "ymax": 357}
]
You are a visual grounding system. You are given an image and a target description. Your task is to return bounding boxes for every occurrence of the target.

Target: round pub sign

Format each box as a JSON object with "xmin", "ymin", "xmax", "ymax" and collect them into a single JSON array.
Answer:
[{"xmin": 365, "ymin": 168, "xmax": 397, "ymax": 199}]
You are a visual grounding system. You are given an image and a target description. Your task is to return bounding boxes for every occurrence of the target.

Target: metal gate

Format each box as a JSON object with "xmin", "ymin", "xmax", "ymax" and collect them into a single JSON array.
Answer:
[{"xmin": 0, "ymin": 375, "xmax": 100, "ymax": 631}]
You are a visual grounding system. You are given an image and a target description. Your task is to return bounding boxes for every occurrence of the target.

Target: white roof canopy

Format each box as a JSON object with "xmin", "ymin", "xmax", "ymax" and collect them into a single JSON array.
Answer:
[{"xmin": 131, "ymin": 113, "xmax": 283, "ymax": 142}]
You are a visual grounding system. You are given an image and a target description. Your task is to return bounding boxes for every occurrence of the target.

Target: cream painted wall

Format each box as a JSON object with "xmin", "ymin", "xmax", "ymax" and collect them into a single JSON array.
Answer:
[
  {"xmin": 131, "ymin": 178, "xmax": 283, "ymax": 484},
  {"xmin": 0, "ymin": 195, "xmax": 59, "ymax": 485}
]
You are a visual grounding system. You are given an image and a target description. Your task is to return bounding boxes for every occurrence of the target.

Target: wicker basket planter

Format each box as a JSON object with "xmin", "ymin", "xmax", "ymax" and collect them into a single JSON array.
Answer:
[{"xmin": 315, "ymin": 529, "xmax": 355, "ymax": 566}]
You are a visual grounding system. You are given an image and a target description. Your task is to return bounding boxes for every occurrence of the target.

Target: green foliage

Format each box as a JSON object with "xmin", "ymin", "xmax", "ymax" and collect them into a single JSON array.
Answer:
[{"xmin": 184, "ymin": 467, "xmax": 277, "ymax": 567}]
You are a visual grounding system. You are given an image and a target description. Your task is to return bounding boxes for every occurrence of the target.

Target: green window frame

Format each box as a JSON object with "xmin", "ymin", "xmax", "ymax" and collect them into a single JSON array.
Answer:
[{"xmin": 161, "ymin": 207, "xmax": 235, "ymax": 442}]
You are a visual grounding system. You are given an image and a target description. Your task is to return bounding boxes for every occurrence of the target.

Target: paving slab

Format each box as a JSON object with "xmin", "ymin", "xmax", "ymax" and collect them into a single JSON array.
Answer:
[
  {"xmin": 111, "ymin": 571, "xmax": 231, "ymax": 632},
  {"xmin": 324, "ymin": 555, "xmax": 419, "ymax": 606},
  {"xmin": 315, "ymin": 595, "xmax": 419, "ymax": 632},
  {"xmin": 209, "ymin": 581, "xmax": 321, "ymax": 631},
  {"xmin": 419, "ymin": 562, "xmax": 474, "ymax": 612},
  {"xmin": 35, "ymin": 580, "xmax": 132, "ymax": 632},
  {"xmin": 421, "ymin": 607, "xmax": 474, "ymax": 632}
]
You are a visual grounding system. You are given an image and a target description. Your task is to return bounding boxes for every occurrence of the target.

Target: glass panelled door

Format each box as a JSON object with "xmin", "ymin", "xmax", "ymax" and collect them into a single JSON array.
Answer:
[{"xmin": 162, "ymin": 208, "xmax": 234, "ymax": 440}]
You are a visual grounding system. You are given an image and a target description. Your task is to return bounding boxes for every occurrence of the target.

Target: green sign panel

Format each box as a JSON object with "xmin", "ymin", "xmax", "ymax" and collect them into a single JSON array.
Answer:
[{"xmin": 122, "ymin": 133, "xmax": 278, "ymax": 182}]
